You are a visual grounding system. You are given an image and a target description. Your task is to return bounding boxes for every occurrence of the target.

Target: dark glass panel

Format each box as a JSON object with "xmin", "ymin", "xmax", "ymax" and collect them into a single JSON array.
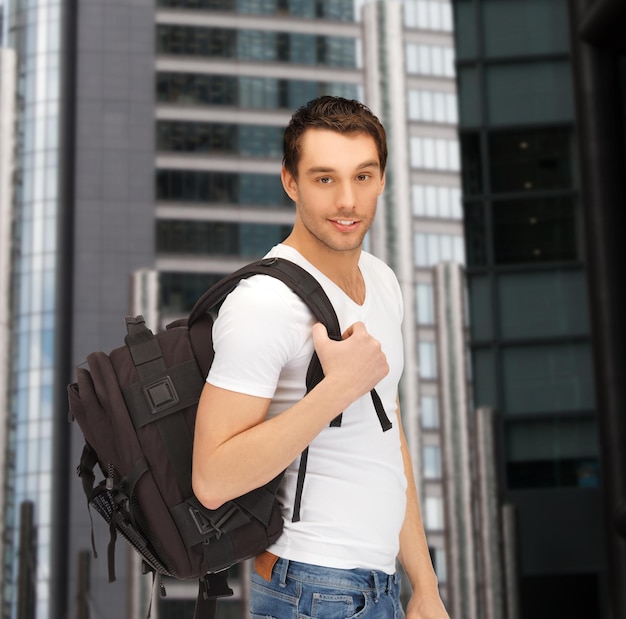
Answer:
[
  {"xmin": 155, "ymin": 0, "xmax": 353, "ymax": 21},
  {"xmin": 457, "ymin": 67, "xmax": 481, "ymax": 127},
  {"xmin": 472, "ymin": 348, "xmax": 497, "ymax": 409},
  {"xmin": 502, "ymin": 343, "xmax": 594, "ymax": 414},
  {"xmin": 486, "ymin": 62, "xmax": 574, "ymax": 126},
  {"xmin": 505, "ymin": 416, "xmax": 600, "ymax": 490},
  {"xmin": 520, "ymin": 574, "xmax": 599, "ymax": 619},
  {"xmin": 160, "ymin": 272, "xmax": 226, "ymax": 313},
  {"xmin": 460, "ymin": 133, "xmax": 483, "ymax": 195},
  {"xmin": 492, "ymin": 196, "xmax": 579, "ymax": 265},
  {"xmin": 156, "ymin": 25, "xmax": 236, "ymax": 57},
  {"xmin": 156, "ymin": 26, "xmax": 355, "ymax": 67},
  {"xmin": 453, "ymin": 0, "xmax": 478, "ymax": 60},
  {"xmin": 482, "ymin": 0, "xmax": 569, "ymax": 58},
  {"xmin": 468, "ymin": 275, "xmax": 492, "ymax": 340},
  {"xmin": 498, "ymin": 270, "xmax": 589, "ymax": 339},
  {"xmin": 488, "ymin": 128, "xmax": 572, "ymax": 193},
  {"xmin": 155, "ymin": 170, "xmax": 290, "ymax": 207},
  {"xmin": 155, "ymin": 73, "xmax": 357, "ymax": 109},
  {"xmin": 156, "ymin": 121, "xmax": 284, "ymax": 158},
  {"xmin": 156, "ymin": 220, "xmax": 292, "ymax": 257},
  {"xmin": 156, "ymin": 73, "xmax": 238, "ymax": 106},
  {"xmin": 156, "ymin": 122, "xmax": 237, "ymax": 154},
  {"xmin": 463, "ymin": 200, "xmax": 487, "ymax": 267}
]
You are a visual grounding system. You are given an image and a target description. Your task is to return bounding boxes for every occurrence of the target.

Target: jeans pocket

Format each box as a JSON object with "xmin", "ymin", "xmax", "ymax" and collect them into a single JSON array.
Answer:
[{"xmin": 310, "ymin": 590, "xmax": 369, "ymax": 619}]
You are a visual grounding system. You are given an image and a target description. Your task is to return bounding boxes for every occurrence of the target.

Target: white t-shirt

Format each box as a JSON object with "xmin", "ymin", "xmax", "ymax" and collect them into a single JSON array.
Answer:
[{"xmin": 207, "ymin": 244, "xmax": 407, "ymax": 574}]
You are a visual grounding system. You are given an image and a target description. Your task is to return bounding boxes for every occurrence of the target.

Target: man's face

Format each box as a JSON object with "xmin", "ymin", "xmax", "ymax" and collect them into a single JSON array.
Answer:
[{"xmin": 281, "ymin": 129, "xmax": 385, "ymax": 254}]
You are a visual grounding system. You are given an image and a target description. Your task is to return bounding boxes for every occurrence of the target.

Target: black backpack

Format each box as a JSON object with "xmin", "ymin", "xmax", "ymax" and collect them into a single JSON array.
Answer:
[{"xmin": 68, "ymin": 257, "xmax": 392, "ymax": 619}]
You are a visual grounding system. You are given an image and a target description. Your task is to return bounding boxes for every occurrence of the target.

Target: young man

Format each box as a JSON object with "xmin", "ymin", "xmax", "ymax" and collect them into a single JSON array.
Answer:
[{"xmin": 192, "ymin": 96, "xmax": 449, "ymax": 619}]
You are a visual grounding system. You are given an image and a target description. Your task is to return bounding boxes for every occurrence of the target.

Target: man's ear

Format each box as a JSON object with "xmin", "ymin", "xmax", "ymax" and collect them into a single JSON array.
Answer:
[
  {"xmin": 281, "ymin": 166, "xmax": 298, "ymax": 203},
  {"xmin": 378, "ymin": 171, "xmax": 386, "ymax": 196}
]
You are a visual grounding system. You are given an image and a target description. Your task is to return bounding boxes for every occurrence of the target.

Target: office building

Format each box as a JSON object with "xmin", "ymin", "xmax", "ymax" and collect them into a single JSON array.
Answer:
[{"xmin": 452, "ymin": 0, "xmax": 626, "ymax": 616}]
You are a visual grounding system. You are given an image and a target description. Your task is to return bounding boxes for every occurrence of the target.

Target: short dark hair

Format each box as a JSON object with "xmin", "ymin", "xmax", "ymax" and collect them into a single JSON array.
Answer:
[{"xmin": 283, "ymin": 96, "xmax": 388, "ymax": 179}]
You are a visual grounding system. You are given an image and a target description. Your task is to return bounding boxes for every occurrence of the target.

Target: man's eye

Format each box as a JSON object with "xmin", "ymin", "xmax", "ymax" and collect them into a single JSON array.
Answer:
[
  {"xmin": 319, "ymin": 177, "xmax": 332, "ymax": 184},
  {"xmin": 357, "ymin": 174, "xmax": 370, "ymax": 181}
]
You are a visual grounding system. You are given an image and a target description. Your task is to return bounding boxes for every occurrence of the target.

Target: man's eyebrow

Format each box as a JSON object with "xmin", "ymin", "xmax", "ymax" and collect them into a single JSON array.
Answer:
[{"xmin": 304, "ymin": 161, "xmax": 380, "ymax": 175}]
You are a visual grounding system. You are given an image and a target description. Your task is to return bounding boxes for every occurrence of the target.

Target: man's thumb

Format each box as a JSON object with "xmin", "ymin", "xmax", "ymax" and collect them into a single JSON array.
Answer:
[{"xmin": 311, "ymin": 322, "xmax": 329, "ymax": 348}]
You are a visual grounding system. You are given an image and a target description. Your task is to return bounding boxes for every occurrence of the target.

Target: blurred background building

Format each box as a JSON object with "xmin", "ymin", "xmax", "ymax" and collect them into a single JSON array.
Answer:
[
  {"xmin": 0, "ymin": 0, "xmax": 624, "ymax": 618},
  {"xmin": 451, "ymin": 0, "xmax": 625, "ymax": 618}
]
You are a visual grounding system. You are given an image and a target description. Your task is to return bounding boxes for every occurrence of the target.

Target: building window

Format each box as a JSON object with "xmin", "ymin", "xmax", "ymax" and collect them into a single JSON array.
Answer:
[
  {"xmin": 488, "ymin": 127, "xmax": 573, "ymax": 193},
  {"xmin": 424, "ymin": 496, "xmax": 444, "ymax": 530},
  {"xmin": 423, "ymin": 445, "xmax": 442, "ymax": 479},
  {"xmin": 421, "ymin": 395, "xmax": 440, "ymax": 429},
  {"xmin": 411, "ymin": 184, "xmax": 462, "ymax": 219},
  {"xmin": 156, "ymin": 220, "xmax": 292, "ymax": 257},
  {"xmin": 497, "ymin": 270, "xmax": 589, "ymax": 340},
  {"xmin": 156, "ymin": 26, "xmax": 356, "ymax": 68},
  {"xmin": 156, "ymin": 121, "xmax": 284, "ymax": 158},
  {"xmin": 410, "ymin": 137, "xmax": 460, "ymax": 171},
  {"xmin": 416, "ymin": 283, "xmax": 435, "ymax": 324},
  {"xmin": 414, "ymin": 233, "xmax": 465, "ymax": 268},
  {"xmin": 486, "ymin": 61, "xmax": 574, "ymax": 125},
  {"xmin": 492, "ymin": 196, "xmax": 580, "ymax": 265},
  {"xmin": 156, "ymin": 73, "xmax": 358, "ymax": 110},
  {"xmin": 405, "ymin": 43, "xmax": 455, "ymax": 78},
  {"xmin": 404, "ymin": 1, "xmax": 453, "ymax": 32},
  {"xmin": 502, "ymin": 343, "xmax": 595, "ymax": 415},
  {"xmin": 505, "ymin": 416, "xmax": 600, "ymax": 490},
  {"xmin": 160, "ymin": 272, "xmax": 227, "ymax": 314},
  {"xmin": 419, "ymin": 341, "xmax": 438, "ymax": 379},
  {"xmin": 155, "ymin": 170, "xmax": 291, "ymax": 207},
  {"xmin": 155, "ymin": 0, "xmax": 354, "ymax": 20},
  {"xmin": 481, "ymin": 0, "xmax": 569, "ymax": 58},
  {"xmin": 408, "ymin": 90, "xmax": 458, "ymax": 125}
]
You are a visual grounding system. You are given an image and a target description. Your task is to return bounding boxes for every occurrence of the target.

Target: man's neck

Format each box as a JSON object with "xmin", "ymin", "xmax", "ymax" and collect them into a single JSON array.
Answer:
[{"xmin": 282, "ymin": 236, "xmax": 365, "ymax": 304}]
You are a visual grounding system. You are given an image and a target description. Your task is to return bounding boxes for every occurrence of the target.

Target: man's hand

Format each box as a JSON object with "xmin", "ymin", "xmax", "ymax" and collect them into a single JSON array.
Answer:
[
  {"xmin": 406, "ymin": 592, "xmax": 450, "ymax": 619},
  {"xmin": 312, "ymin": 321, "xmax": 389, "ymax": 409}
]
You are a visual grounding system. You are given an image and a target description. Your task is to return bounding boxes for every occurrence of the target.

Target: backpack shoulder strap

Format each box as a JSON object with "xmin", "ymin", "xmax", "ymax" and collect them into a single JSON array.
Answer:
[{"xmin": 188, "ymin": 257, "xmax": 341, "ymax": 340}]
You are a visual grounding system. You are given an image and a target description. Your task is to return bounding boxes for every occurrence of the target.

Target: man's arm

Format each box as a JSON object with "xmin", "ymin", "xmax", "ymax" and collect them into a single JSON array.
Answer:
[
  {"xmin": 396, "ymin": 403, "xmax": 450, "ymax": 619},
  {"xmin": 192, "ymin": 322, "xmax": 389, "ymax": 510}
]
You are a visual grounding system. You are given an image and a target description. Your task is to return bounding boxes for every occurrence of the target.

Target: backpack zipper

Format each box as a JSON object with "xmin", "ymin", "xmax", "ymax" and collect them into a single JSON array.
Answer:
[{"xmin": 106, "ymin": 463, "xmax": 115, "ymax": 490}]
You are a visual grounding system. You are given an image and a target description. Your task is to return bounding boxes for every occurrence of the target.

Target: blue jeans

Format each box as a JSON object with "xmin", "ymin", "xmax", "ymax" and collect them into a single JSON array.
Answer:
[{"xmin": 250, "ymin": 557, "xmax": 405, "ymax": 619}]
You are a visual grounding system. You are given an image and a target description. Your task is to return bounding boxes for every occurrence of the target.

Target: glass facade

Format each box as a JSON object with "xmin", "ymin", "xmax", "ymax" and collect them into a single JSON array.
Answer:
[
  {"xmin": 156, "ymin": 0, "xmax": 353, "ymax": 21},
  {"xmin": 2, "ymin": 1, "xmax": 64, "ymax": 619},
  {"xmin": 157, "ymin": 26, "xmax": 356, "ymax": 67},
  {"xmin": 157, "ymin": 121, "xmax": 285, "ymax": 157},
  {"xmin": 156, "ymin": 220, "xmax": 292, "ymax": 257},
  {"xmin": 454, "ymin": 0, "xmax": 597, "ymax": 493},
  {"xmin": 156, "ymin": 72, "xmax": 358, "ymax": 109},
  {"xmin": 156, "ymin": 170, "xmax": 291, "ymax": 206}
]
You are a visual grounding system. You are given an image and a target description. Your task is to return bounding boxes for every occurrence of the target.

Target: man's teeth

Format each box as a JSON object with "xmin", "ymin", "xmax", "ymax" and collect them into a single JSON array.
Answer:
[{"xmin": 337, "ymin": 220, "xmax": 356, "ymax": 225}]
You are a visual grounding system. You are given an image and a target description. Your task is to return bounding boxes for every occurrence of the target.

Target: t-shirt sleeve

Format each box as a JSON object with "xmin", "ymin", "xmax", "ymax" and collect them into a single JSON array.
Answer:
[{"xmin": 206, "ymin": 275, "xmax": 303, "ymax": 399}]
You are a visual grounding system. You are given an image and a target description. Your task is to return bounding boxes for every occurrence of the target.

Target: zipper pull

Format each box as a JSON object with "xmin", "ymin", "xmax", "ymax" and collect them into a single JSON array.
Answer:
[{"xmin": 106, "ymin": 463, "xmax": 115, "ymax": 490}]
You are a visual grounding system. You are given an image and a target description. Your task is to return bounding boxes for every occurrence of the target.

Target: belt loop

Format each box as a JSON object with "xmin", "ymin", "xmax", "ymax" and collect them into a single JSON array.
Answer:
[
  {"xmin": 278, "ymin": 558, "xmax": 289, "ymax": 588},
  {"xmin": 371, "ymin": 571, "xmax": 381, "ymax": 603}
]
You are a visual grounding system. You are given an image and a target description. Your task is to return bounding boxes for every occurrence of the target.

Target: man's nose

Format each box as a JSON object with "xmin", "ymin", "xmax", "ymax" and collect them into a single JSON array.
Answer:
[{"xmin": 336, "ymin": 181, "xmax": 355, "ymax": 209}]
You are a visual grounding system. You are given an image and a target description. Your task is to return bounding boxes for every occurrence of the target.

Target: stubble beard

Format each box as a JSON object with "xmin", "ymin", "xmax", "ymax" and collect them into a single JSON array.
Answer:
[{"xmin": 296, "ymin": 197, "xmax": 373, "ymax": 254}]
